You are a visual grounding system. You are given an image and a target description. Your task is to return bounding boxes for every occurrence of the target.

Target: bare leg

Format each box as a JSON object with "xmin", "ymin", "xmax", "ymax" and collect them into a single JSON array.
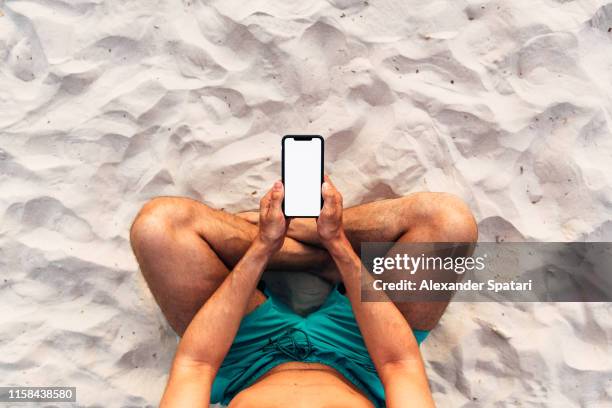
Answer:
[
  {"xmin": 239, "ymin": 192, "xmax": 478, "ymax": 331},
  {"xmin": 130, "ymin": 196, "xmax": 330, "ymax": 335}
]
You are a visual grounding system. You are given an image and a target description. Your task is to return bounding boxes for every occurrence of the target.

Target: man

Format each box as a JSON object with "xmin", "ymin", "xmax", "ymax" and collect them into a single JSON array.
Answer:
[{"xmin": 130, "ymin": 177, "xmax": 477, "ymax": 407}]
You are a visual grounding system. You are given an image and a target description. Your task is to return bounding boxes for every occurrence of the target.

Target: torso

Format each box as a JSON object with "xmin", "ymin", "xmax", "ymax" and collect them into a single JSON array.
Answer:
[{"xmin": 227, "ymin": 362, "xmax": 376, "ymax": 408}]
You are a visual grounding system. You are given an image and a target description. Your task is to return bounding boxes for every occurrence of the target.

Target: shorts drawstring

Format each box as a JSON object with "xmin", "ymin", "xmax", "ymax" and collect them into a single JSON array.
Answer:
[{"xmin": 264, "ymin": 328, "xmax": 313, "ymax": 361}]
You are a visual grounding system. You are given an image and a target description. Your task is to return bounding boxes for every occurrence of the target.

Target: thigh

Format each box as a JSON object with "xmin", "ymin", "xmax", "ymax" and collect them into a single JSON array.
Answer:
[
  {"xmin": 343, "ymin": 192, "xmax": 476, "ymax": 248},
  {"xmin": 130, "ymin": 196, "xmax": 266, "ymax": 335},
  {"xmin": 343, "ymin": 193, "xmax": 477, "ymax": 331}
]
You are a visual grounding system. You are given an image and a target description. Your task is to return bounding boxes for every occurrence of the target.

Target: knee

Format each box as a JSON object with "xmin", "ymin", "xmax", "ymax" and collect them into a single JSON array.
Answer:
[
  {"xmin": 130, "ymin": 197, "xmax": 196, "ymax": 251},
  {"xmin": 406, "ymin": 192, "xmax": 478, "ymax": 243}
]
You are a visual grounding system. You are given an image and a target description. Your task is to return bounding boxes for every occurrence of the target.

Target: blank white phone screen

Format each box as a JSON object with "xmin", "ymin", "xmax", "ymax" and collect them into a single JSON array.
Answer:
[{"xmin": 284, "ymin": 137, "xmax": 322, "ymax": 217}]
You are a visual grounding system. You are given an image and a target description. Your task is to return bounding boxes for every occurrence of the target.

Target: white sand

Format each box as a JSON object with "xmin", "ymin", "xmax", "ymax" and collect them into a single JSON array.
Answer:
[{"xmin": 1, "ymin": 0, "xmax": 612, "ymax": 406}]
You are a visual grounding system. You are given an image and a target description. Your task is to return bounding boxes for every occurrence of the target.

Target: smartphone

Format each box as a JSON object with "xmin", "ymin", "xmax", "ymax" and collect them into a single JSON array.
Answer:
[{"xmin": 282, "ymin": 135, "xmax": 324, "ymax": 217}]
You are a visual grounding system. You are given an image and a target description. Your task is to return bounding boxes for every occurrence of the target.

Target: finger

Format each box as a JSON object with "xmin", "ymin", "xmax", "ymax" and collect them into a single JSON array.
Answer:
[
  {"xmin": 260, "ymin": 189, "xmax": 273, "ymax": 214},
  {"xmin": 323, "ymin": 175, "xmax": 334, "ymax": 187},
  {"xmin": 269, "ymin": 180, "xmax": 284, "ymax": 214},
  {"xmin": 322, "ymin": 182, "xmax": 341, "ymax": 212},
  {"xmin": 322, "ymin": 176, "xmax": 341, "ymax": 197}
]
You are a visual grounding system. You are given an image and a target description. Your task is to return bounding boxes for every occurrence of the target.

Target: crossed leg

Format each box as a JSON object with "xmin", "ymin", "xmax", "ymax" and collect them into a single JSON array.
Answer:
[
  {"xmin": 242, "ymin": 192, "xmax": 478, "ymax": 329},
  {"xmin": 129, "ymin": 196, "xmax": 330, "ymax": 335},
  {"xmin": 130, "ymin": 193, "xmax": 477, "ymax": 336}
]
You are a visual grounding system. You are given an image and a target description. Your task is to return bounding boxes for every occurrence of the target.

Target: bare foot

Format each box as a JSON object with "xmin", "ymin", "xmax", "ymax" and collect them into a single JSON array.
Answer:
[
  {"xmin": 237, "ymin": 211, "xmax": 321, "ymax": 246},
  {"xmin": 319, "ymin": 260, "xmax": 342, "ymax": 284},
  {"xmin": 236, "ymin": 211, "xmax": 259, "ymax": 224},
  {"xmin": 287, "ymin": 217, "xmax": 321, "ymax": 247},
  {"xmin": 236, "ymin": 211, "xmax": 338, "ymax": 282}
]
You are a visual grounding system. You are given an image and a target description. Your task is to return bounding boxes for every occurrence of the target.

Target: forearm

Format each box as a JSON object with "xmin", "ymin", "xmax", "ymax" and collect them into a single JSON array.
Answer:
[
  {"xmin": 325, "ymin": 235, "xmax": 423, "ymax": 368},
  {"xmin": 174, "ymin": 237, "xmax": 273, "ymax": 370}
]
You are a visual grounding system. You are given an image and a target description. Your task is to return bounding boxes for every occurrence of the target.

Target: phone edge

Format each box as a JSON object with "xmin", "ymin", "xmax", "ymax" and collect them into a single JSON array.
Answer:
[{"xmin": 281, "ymin": 135, "xmax": 324, "ymax": 218}]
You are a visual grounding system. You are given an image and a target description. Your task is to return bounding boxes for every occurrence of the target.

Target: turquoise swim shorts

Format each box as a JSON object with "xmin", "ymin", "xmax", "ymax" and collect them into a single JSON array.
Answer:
[{"xmin": 210, "ymin": 287, "xmax": 429, "ymax": 407}]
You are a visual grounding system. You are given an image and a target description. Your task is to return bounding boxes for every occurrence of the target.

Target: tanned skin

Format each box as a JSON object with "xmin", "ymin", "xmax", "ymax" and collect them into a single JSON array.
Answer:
[
  {"xmin": 130, "ymin": 178, "xmax": 477, "ymax": 407},
  {"xmin": 158, "ymin": 181, "xmax": 288, "ymax": 406}
]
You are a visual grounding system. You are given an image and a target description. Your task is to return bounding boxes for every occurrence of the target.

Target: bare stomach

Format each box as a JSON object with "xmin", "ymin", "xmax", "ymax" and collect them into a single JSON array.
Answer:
[{"xmin": 227, "ymin": 362, "xmax": 375, "ymax": 408}]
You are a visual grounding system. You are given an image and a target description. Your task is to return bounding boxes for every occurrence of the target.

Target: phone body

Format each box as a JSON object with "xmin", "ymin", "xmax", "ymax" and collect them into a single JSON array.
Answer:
[{"xmin": 282, "ymin": 135, "xmax": 324, "ymax": 217}]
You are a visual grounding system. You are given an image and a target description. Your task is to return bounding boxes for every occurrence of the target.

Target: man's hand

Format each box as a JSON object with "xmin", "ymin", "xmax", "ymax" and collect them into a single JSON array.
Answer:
[
  {"xmin": 315, "ymin": 176, "xmax": 435, "ymax": 408},
  {"xmin": 162, "ymin": 181, "xmax": 289, "ymax": 407},
  {"xmin": 257, "ymin": 180, "xmax": 288, "ymax": 253},
  {"xmin": 317, "ymin": 176, "xmax": 346, "ymax": 246}
]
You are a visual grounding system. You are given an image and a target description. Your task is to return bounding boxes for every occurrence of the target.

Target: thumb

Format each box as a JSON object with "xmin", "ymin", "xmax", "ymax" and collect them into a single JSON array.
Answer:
[
  {"xmin": 269, "ymin": 180, "xmax": 284, "ymax": 213},
  {"xmin": 321, "ymin": 181, "xmax": 339, "ymax": 212},
  {"xmin": 323, "ymin": 175, "xmax": 336, "ymax": 189}
]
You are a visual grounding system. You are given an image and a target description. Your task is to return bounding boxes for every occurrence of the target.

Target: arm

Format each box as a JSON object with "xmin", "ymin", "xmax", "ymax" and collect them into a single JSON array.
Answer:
[
  {"xmin": 317, "ymin": 177, "xmax": 435, "ymax": 408},
  {"xmin": 160, "ymin": 181, "xmax": 288, "ymax": 407}
]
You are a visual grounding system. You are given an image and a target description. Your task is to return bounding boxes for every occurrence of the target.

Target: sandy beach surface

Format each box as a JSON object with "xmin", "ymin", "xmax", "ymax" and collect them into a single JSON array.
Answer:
[{"xmin": 1, "ymin": 0, "xmax": 612, "ymax": 406}]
